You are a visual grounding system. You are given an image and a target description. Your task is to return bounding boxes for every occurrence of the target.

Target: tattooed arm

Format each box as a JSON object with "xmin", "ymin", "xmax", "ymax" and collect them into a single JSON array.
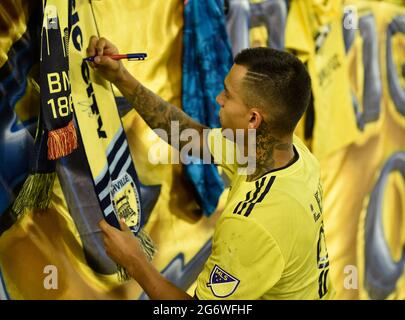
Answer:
[
  {"xmin": 86, "ymin": 36, "xmax": 209, "ymax": 152},
  {"xmin": 115, "ymin": 69, "xmax": 208, "ymax": 148}
]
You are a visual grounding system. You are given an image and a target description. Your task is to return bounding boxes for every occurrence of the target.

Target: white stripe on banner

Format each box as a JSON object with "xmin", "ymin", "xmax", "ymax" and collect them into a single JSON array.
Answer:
[
  {"xmin": 97, "ymin": 152, "xmax": 132, "ymax": 203},
  {"xmin": 95, "ymin": 164, "xmax": 108, "ymax": 185},
  {"xmin": 93, "ymin": 126, "xmax": 135, "ymax": 219},
  {"xmin": 110, "ymin": 140, "xmax": 128, "ymax": 173},
  {"xmin": 98, "ymin": 181, "xmax": 111, "ymax": 202},
  {"xmin": 95, "ymin": 127, "xmax": 124, "ymax": 185},
  {"xmin": 118, "ymin": 155, "xmax": 132, "ymax": 178},
  {"xmin": 104, "ymin": 203, "xmax": 114, "ymax": 216},
  {"xmin": 106, "ymin": 126, "xmax": 124, "ymax": 155}
]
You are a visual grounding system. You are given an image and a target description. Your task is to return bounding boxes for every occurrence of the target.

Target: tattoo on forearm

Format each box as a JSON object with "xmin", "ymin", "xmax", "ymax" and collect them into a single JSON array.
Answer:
[{"xmin": 127, "ymin": 83, "xmax": 206, "ymax": 147}]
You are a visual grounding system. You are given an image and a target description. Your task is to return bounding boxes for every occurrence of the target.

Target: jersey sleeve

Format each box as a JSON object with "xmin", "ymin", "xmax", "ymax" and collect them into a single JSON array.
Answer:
[
  {"xmin": 207, "ymin": 128, "xmax": 239, "ymax": 179},
  {"xmin": 195, "ymin": 215, "xmax": 285, "ymax": 300}
]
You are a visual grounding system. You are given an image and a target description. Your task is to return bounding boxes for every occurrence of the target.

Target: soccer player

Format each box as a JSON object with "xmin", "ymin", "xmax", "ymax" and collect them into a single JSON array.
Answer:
[{"xmin": 88, "ymin": 36, "xmax": 334, "ymax": 300}]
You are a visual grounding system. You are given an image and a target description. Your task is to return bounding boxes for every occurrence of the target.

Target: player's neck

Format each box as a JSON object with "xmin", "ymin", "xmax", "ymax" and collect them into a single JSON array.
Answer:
[{"xmin": 246, "ymin": 126, "xmax": 294, "ymax": 182}]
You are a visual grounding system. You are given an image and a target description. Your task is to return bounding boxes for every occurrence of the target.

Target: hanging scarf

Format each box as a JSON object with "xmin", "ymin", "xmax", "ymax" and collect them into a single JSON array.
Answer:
[
  {"xmin": 12, "ymin": 0, "xmax": 77, "ymax": 217},
  {"xmin": 68, "ymin": 0, "xmax": 155, "ymax": 280}
]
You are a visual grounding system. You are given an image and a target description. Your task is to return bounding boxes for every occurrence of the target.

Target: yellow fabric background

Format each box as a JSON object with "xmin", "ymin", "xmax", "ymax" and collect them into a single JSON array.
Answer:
[
  {"xmin": 285, "ymin": 0, "xmax": 359, "ymax": 160},
  {"xmin": 0, "ymin": 0, "xmax": 223, "ymax": 299},
  {"xmin": 323, "ymin": 0, "xmax": 405, "ymax": 299},
  {"xmin": 1, "ymin": 0, "xmax": 404, "ymax": 300}
]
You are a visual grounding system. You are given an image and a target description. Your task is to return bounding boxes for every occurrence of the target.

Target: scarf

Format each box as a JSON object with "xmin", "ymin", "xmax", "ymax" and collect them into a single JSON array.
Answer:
[
  {"xmin": 12, "ymin": 0, "xmax": 77, "ymax": 217},
  {"xmin": 68, "ymin": 0, "xmax": 155, "ymax": 280}
]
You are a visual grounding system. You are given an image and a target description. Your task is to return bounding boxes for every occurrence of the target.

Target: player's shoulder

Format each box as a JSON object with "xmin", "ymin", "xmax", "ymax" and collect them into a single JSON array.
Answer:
[
  {"xmin": 233, "ymin": 185, "xmax": 312, "ymax": 237},
  {"xmin": 218, "ymin": 208, "xmax": 275, "ymax": 242},
  {"xmin": 225, "ymin": 183, "xmax": 306, "ymax": 229},
  {"xmin": 217, "ymin": 212, "xmax": 285, "ymax": 257},
  {"xmin": 229, "ymin": 170, "xmax": 309, "ymax": 219},
  {"xmin": 253, "ymin": 188, "xmax": 307, "ymax": 222},
  {"xmin": 293, "ymin": 135, "xmax": 319, "ymax": 165}
]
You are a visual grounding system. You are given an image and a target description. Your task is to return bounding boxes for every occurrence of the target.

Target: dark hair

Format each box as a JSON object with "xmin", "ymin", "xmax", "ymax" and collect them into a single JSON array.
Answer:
[{"xmin": 234, "ymin": 47, "xmax": 311, "ymax": 136}]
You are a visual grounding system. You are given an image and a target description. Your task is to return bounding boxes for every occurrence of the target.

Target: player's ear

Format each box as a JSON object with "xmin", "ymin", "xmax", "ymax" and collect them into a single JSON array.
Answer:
[{"xmin": 248, "ymin": 109, "xmax": 263, "ymax": 129}]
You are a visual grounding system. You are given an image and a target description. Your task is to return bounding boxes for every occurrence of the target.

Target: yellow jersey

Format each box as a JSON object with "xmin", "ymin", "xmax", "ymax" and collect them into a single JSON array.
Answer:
[
  {"xmin": 195, "ymin": 128, "xmax": 335, "ymax": 299},
  {"xmin": 285, "ymin": 0, "xmax": 359, "ymax": 160}
]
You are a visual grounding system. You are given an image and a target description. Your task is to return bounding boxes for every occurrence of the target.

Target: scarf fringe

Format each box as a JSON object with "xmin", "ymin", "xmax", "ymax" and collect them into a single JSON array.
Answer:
[
  {"xmin": 48, "ymin": 120, "xmax": 78, "ymax": 160},
  {"xmin": 138, "ymin": 229, "xmax": 157, "ymax": 261},
  {"xmin": 117, "ymin": 264, "xmax": 131, "ymax": 282},
  {"xmin": 117, "ymin": 229, "xmax": 157, "ymax": 282},
  {"xmin": 12, "ymin": 172, "xmax": 56, "ymax": 218}
]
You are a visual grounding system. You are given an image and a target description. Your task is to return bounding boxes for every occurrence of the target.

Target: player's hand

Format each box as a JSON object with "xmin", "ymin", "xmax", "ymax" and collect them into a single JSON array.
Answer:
[
  {"xmin": 86, "ymin": 36, "xmax": 126, "ymax": 84},
  {"xmin": 99, "ymin": 218, "xmax": 147, "ymax": 273}
]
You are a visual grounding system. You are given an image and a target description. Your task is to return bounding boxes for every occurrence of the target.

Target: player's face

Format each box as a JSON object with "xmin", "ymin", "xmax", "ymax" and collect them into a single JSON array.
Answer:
[{"xmin": 216, "ymin": 64, "xmax": 251, "ymax": 133}]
